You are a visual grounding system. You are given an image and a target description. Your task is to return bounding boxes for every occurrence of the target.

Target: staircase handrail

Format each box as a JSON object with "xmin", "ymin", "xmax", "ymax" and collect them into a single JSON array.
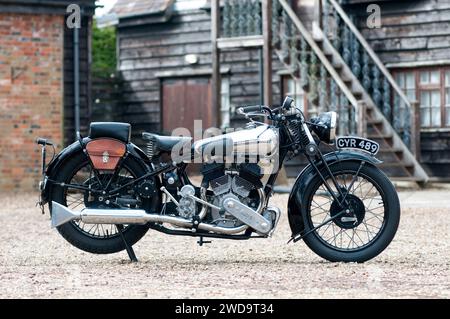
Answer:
[
  {"xmin": 327, "ymin": 0, "xmax": 412, "ymax": 113},
  {"xmin": 278, "ymin": 0, "xmax": 358, "ymax": 109}
]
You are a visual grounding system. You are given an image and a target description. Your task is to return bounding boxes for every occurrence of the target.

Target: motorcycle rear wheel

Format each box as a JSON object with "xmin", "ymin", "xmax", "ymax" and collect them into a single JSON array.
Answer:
[
  {"xmin": 51, "ymin": 151, "xmax": 158, "ymax": 254},
  {"xmin": 301, "ymin": 161, "xmax": 400, "ymax": 263}
]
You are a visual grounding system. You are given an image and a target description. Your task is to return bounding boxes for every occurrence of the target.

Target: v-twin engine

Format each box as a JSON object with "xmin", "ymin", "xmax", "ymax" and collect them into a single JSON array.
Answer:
[
  {"xmin": 203, "ymin": 174, "xmax": 277, "ymax": 235},
  {"xmin": 210, "ymin": 174, "xmax": 255, "ymax": 198}
]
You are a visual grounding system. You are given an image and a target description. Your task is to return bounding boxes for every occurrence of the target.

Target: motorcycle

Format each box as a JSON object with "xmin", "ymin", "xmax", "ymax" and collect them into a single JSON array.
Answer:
[{"xmin": 36, "ymin": 96, "xmax": 400, "ymax": 262}]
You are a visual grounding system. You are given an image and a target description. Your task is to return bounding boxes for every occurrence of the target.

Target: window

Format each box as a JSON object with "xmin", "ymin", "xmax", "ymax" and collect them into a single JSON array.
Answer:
[
  {"xmin": 220, "ymin": 77, "xmax": 231, "ymax": 129},
  {"xmin": 395, "ymin": 71, "xmax": 416, "ymax": 102},
  {"xmin": 283, "ymin": 76, "xmax": 315, "ymax": 117},
  {"xmin": 394, "ymin": 71, "xmax": 415, "ymax": 127},
  {"xmin": 445, "ymin": 71, "xmax": 450, "ymax": 126},
  {"xmin": 419, "ymin": 70, "xmax": 441, "ymax": 127},
  {"xmin": 394, "ymin": 67, "xmax": 450, "ymax": 129}
]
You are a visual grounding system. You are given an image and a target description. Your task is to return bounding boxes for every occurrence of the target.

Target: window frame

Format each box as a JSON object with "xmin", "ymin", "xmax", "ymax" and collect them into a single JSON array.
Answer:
[
  {"xmin": 392, "ymin": 66, "xmax": 450, "ymax": 130},
  {"xmin": 281, "ymin": 75, "xmax": 310, "ymax": 118},
  {"xmin": 444, "ymin": 69, "xmax": 450, "ymax": 127},
  {"xmin": 220, "ymin": 77, "xmax": 231, "ymax": 130}
]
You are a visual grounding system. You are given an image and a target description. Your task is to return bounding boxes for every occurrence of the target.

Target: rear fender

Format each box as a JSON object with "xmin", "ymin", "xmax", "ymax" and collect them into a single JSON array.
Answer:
[
  {"xmin": 40, "ymin": 139, "xmax": 87, "ymax": 205},
  {"xmin": 41, "ymin": 139, "xmax": 150, "ymax": 205},
  {"xmin": 287, "ymin": 150, "xmax": 381, "ymax": 236},
  {"xmin": 126, "ymin": 143, "xmax": 151, "ymax": 165},
  {"xmin": 45, "ymin": 139, "xmax": 88, "ymax": 179}
]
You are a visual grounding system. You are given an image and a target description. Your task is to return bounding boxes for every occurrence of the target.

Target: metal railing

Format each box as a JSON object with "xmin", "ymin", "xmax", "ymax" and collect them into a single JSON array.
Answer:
[
  {"xmin": 272, "ymin": 0, "xmax": 360, "ymax": 135},
  {"xmin": 321, "ymin": 0, "xmax": 414, "ymax": 147}
]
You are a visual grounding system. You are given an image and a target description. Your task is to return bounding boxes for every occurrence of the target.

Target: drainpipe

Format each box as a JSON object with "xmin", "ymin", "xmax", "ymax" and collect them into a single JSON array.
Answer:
[
  {"xmin": 74, "ymin": 23, "xmax": 80, "ymax": 138},
  {"xmin": 258, "ymin": 48, "xmax": 264, "ymax": 105}
]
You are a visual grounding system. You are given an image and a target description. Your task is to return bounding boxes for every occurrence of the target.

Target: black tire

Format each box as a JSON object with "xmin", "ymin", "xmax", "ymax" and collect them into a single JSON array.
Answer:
[
  {"xmin": 51, "ymin": 151, "xmax": 157, "ymax": 254},
  {"xmin": 301, "ymin": 161, "xmax": 400, "ymax": 263}
]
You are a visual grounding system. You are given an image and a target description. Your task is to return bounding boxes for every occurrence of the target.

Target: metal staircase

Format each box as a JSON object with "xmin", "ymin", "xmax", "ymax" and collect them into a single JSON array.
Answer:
[
  {"xmin": 271, "ymin": 0, "xmax": 429, "ymax": 182},
  {"xmin": 211, "ymin": 0, "xmax": 429, "ymax": 182}
]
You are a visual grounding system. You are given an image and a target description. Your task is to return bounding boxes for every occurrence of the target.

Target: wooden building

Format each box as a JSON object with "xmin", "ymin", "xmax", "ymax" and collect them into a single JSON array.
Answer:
[
  {"xmin": 110, "ymin": 0, "xmax": 283, "ymax": 137},
  {"xmin": 0, "ymin": 0, "xmax": 95, "ymax": 191},
  {"xmin": 109, "ymin": 0, "xmax": 450, "ymax": 182}
]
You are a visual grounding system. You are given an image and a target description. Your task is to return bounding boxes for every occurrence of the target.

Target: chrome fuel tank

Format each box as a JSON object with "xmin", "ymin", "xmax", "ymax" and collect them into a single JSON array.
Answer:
[{"xmin": 193, "ymin": 124, "xmax": 279, "ymax": 159}]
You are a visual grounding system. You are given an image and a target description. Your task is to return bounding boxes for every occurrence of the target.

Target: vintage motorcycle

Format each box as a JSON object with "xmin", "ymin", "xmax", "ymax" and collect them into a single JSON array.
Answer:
[{"xmin": 37, "ymin": 97, "xmax": 400, "ymax": 262}]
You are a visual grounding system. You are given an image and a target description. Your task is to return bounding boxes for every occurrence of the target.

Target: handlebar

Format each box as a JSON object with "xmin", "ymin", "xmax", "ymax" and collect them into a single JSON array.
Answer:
[
  {"xmin": 237, "ymin": 105, "xmax": 263, "ymax": 114},
  {"xmin": 36, "ymin": 138, "xmax": 53, "ymax": 146},
  {"xmin": 237, "ymin": 97, "xmax": 304, "ymax": 121}
]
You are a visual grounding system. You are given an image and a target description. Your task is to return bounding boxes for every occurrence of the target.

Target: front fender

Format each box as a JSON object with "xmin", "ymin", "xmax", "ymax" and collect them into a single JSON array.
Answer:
[{"xmin": 287, "ymin": 150, "xmax": 381, "ymax": 236}]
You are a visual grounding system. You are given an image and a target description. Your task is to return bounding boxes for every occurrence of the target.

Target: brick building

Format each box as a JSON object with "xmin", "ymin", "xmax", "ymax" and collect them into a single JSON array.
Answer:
[{"xmin": 0, "ymin": 0, "xmax": 95, "ymax": 191}]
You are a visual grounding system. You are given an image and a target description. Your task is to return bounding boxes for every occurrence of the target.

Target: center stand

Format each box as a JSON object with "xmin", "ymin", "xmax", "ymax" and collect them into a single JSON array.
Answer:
[{"xmin": 116, "ymin": 224, "xmax": 138, "ymax": 262}]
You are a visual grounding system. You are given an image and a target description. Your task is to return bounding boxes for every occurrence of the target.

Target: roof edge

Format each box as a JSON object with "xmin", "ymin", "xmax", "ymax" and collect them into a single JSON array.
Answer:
[
  {"xmin": 0, "ymin": 0, "xmax": 96, "ymax": 16},
  {"xmin": 112, "ymin": 0, "xmax": 175, "ymax": 19}
]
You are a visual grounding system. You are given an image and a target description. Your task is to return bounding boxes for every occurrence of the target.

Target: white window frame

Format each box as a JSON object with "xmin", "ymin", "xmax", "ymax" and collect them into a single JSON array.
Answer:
[{"xmin": 220, "ymin": 77, "xmax": 231, "ymax": 129}]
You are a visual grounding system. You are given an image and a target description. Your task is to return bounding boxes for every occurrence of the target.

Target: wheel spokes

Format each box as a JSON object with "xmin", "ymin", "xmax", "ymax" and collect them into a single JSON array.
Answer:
[
  {"xmin": 309, "ymin": 172, "xmax": 386, "ymax": 251},
  {"xmin": 63, "ymin": 163, "xmax": 139, "ymax": 239}
]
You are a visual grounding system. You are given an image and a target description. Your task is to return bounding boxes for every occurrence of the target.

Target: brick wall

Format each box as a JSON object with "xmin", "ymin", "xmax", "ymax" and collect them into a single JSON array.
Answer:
[{"xmin": 0, "ymin": 13, "xmax": 64, "ymax": 191}]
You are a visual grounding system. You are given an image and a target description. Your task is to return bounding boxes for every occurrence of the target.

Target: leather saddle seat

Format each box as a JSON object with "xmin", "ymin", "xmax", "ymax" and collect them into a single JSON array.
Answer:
[
  {"xmin": 142, "ymin": 132, "xmax": 234, "ymax": 161},
  {"xmin": 142, "ymin": 132, "xmax": 192, "ymax": 153},
  {"xmin": 89, "ymin": 122, "xmax": 131, "ymax": 143}
]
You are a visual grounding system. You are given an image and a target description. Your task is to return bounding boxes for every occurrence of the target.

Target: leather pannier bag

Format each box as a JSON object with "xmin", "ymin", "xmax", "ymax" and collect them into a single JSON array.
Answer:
[{"xmin": 86, "ymin": 138, "xmax": 126, "ymax": 170}]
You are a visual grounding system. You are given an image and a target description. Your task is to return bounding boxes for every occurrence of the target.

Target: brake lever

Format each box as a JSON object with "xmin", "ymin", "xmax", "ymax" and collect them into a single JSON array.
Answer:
[
  {"xmin": 249, "ymin": 112, "xmax": 278, "ymax": 123},
  {"xmin": 271, "ymin": 106, "xmax": 283, "ymax": 114},
  {"xmin": 238, "ymin": 108, "xmax": 272, "ymax": 120}
]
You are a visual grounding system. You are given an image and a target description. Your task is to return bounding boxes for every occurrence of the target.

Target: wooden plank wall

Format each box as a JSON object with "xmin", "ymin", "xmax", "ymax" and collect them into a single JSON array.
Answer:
[
  {"xmin": 353, "ymin": 0, "xmax": 450, "ymax": 64},
  {"xmin": 91, "ymin": 75, "xmax": 123, "ymax": 123},
  {"xmin": 116, "ymin": 8, "xmax": 284, "ymax": 147},
  {"xmin": 421, "ymin": 131, "xmax": 450, "ymax": 178}
]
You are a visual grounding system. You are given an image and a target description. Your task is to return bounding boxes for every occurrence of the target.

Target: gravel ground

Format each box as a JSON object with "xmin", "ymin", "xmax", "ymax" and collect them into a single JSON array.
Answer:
[{"xmin": 0, "ymin": 190, "xmax": 449, "ymax": 299}]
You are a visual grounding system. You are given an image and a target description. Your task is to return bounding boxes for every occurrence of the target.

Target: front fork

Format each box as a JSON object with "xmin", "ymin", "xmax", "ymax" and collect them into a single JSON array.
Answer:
[{"xmin": 289, "ymin": 152, "xmax": 366, "ymax": 243}]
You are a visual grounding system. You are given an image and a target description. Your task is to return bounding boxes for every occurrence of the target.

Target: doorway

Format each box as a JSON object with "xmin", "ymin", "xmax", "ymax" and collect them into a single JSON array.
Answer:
[{"xmin": 161, "ymin": 77, "xmax": 216, "ymax": 138}]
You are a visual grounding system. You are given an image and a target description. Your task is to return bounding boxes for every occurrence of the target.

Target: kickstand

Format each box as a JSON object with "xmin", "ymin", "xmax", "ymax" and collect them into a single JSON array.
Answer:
[
  {"xmin": 197, "ymin": 236, "xmax": 212, "ymax": 246},
  {"xmin": 116, "ymin": 224, "xmax": 138, "ymax": 263}
]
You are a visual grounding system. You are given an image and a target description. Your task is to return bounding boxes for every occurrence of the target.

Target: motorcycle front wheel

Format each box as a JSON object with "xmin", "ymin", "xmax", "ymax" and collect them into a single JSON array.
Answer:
[{"xmin": 301, "ymin": 161, "xmax": 400, "ymax": 262}]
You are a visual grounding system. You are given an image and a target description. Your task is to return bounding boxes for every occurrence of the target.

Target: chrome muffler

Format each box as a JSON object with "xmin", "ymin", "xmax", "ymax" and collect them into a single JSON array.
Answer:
[
  {"xmin": 51, "ymin": 201, "xmax": 192, "ymax": 228},
  {"xmin": 51, "ymin": 201, "xmax": 247, "ymax": 235}
]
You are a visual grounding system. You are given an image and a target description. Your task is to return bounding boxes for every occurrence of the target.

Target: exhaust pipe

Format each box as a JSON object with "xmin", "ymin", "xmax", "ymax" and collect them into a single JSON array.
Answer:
[
  {"xmin": 51, "ymin": 202, "xmax": 151, "ymax": 228},
  {"xmin": 51, "ymin": 201, "xmax": 192, "ymax": 228},
  {"xmin": 51, "ymin": 201, "xmax": 247, "ymax": 235}
]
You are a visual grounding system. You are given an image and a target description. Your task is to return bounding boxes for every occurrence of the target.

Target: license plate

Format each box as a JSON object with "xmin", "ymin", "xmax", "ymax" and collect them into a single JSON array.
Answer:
[{"xmin": 336, "ymin": 136, "xmax": 380, "ymax": 155}]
